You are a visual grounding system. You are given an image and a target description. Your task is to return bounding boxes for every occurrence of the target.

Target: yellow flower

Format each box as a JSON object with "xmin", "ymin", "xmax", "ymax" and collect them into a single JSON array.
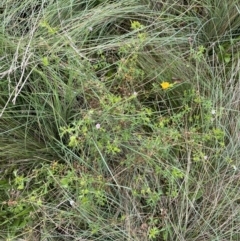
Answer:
[{"xmin": 160, "ymin": 82, "xmax": 172, "ymax": 90}]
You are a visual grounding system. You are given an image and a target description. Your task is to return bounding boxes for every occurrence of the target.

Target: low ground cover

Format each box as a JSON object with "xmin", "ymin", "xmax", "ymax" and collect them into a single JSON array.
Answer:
[{"xmin": 0, "ymin": 0, "xmax": 240, "ymax": 240}]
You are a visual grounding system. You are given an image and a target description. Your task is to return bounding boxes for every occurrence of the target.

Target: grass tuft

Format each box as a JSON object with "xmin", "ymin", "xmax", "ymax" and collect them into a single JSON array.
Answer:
[{"xmin": 0, "ymin": 0, "xmax": 240, "ymax": 240}]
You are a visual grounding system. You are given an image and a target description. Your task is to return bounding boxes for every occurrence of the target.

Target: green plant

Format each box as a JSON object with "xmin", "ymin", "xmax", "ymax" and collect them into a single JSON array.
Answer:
[{"xmin": 0, "ymin": 0, "xmax": 240, "ymax": 240}]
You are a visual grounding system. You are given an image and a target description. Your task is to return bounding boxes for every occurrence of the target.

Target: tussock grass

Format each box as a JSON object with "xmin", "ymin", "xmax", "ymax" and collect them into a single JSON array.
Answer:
[{"xmin": 0, "ymin": 0, "xmax": 240, "ymax": 240}]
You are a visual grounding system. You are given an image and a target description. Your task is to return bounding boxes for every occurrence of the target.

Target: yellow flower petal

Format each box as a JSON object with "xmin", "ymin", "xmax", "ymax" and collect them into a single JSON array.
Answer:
[{"xmin": 160, "ymin": 82, "xmax": 171, "ymax": 90}]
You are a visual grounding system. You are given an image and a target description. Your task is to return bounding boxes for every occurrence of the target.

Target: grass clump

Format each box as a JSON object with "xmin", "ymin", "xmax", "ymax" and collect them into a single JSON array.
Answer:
[{"xmin": 0, "ymin": 0, "xmax": 240, "ymax": 240}]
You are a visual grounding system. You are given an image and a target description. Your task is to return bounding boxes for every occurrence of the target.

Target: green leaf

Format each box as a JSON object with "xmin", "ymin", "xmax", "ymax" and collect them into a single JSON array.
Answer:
[
  {"xmin": 42, "ymin": 56, "xmax": 49, "ymax": 66},
  {"xmin": 68, "ymin": 135, "xmax": 78, "ymax": 147},
  {"xmin": 224, "ymin": 53, "xmax": 231, "ymax": 63},
  {"xmin": 60, "ymin": 178, "xmax": 69, "ymax": 188}
]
